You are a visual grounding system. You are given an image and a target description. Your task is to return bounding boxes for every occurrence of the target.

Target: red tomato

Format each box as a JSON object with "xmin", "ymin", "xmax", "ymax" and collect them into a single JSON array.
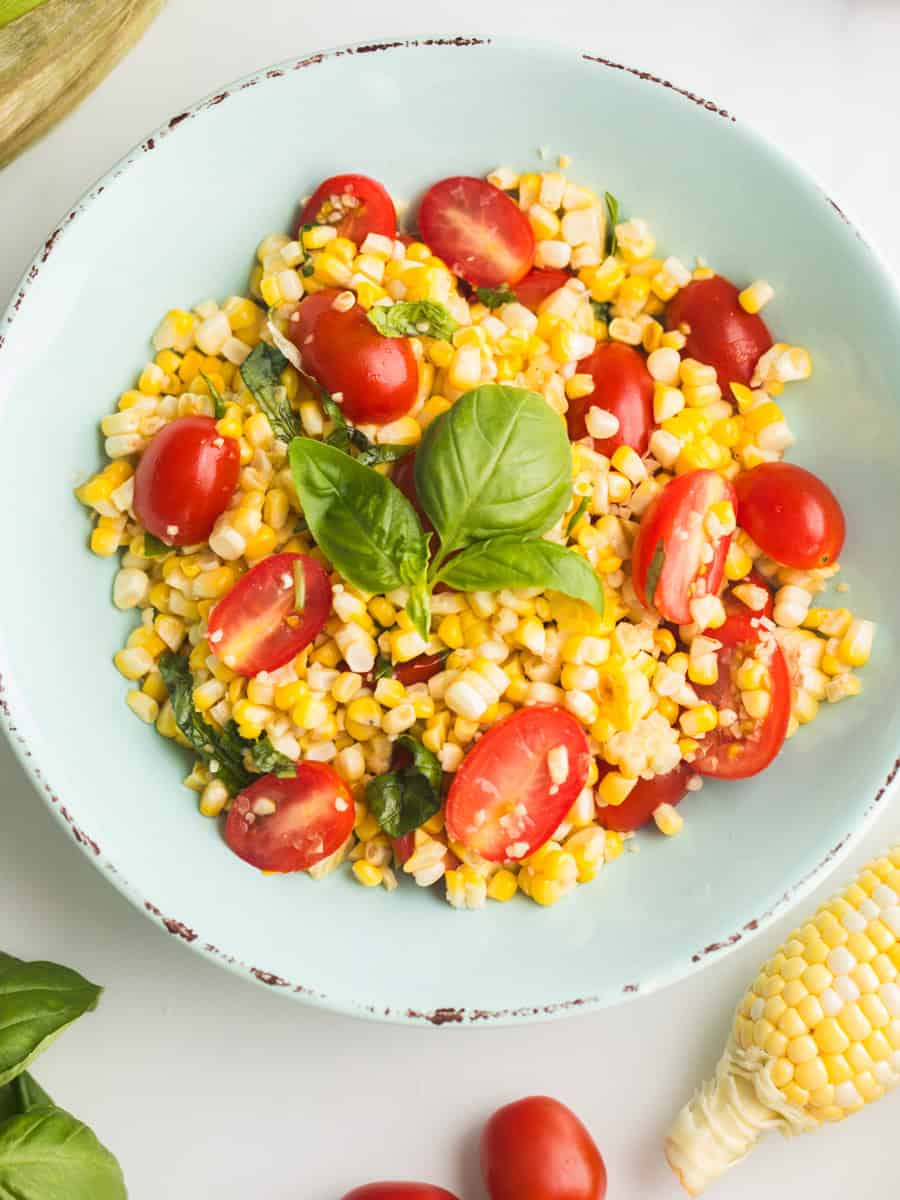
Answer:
[
  {"xmin": 290, "ymin": 290, "xmax": 417, "ymax": 424},
  {"xmin": 632, "ymin": 470, "xmax": 737, "ymax": 625},
  {"xmin": 566, "ymin": 343, "xmax": 654, "ymax": 457},
  {"xmin": 666, "ymin": 274, "xmax": 773, "ymax": 389},
  {"xmin": 724, "ymin": 566, "xmax": 774, "ymax": 620},
  {"xmin": 391, "ymin": 833, "xmax": 415, "ymax": 866},
  {"xmin": 341, "ymin": 1187, "xmax": 459, "ymax": 1200},
  {"xmin": 597, "ymin": 762, "xmax": 695, "ymax": 832},
  {"xmin": 481, "ymin": 1096, "xmax": 607, "ymax": 1200},
  {"xmin": 224, "ymin": 763, "xmax": 353, "ymax": 872},
  {"xmin": 208, "ymin": 553, "xmax": 331, "ymax": 677},
  {"xmin": 299, "ymin": 174, "xmax": 396, "ymax": 243},
  {"xmin": 734, "ymin": 462, "xmax": 846, "ymax": 569},
  {"xmin": 418, "ymin": 177, "xmax": 534, "ymax": 288},
  {"xmin": 513, "ymin": 267, "xmax": 571, "ymax": 309},
  {"xmin": 133, "ymin": 416, "xmax": 239, "ymax": 546},
  {"xmin": 445, "ymin": 707, "xmax": 590, "ymax": 862},
  {"xmin": 395, "ymin": 653, "xmax": 445, "ymax": 687},
  {"xmin": 692, "ymin": 612, "xmax": 791, "ymax": 779}
]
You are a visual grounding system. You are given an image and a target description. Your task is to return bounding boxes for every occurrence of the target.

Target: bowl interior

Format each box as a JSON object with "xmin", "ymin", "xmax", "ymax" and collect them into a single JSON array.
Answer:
[{"xmin": 2, "ymin": 38, "xmax": 898, "ymax": 1022}]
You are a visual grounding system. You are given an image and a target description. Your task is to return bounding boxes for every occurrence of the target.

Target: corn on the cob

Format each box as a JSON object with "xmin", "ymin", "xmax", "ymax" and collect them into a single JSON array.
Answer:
[{"xmin": 666, "ymin": 846, "xmax": 900, "ymax": 1194}]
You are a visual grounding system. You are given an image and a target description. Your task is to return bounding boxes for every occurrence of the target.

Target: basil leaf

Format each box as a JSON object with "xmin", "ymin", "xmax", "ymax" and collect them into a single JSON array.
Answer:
[
  {"xmin": 438, "ymin": 536, "xmax": 604, "ymax": 614},
  {"xmin": 0, "ymin": 959, "xmax": 100, "ymax": 1088},
  {"xmin": 142, "ymin": 532, "xmax": 168, "ymax": 558},
  {"xmin": 567, "ymin": 495, "xmax": 590, "ymax": 535},
  {"xmin": 366, "ymin": 735, "xmax": 442, "ymax": 837},
  {"xmin": 239, "ymin": 343, "xmax": 301, "ymax": 443},
  {"xmin": 415, "ymin": 385, "xmax": 572, "ymax": 559},
  {"xmin": 590, "ymin": 300, "xmax": 612, "ymax": 324},
  {"xmin": 200, "ymin": 372, "xmax": 226, "ymax": 419},
  {"xmin": 0, "ymin": 1072, "xmax": 49, "ymax": 1124},
  {"xmin": 405, "ymin": 576, "xmax": 431, "ymax": 642},
  {"xmin": 355, "ymin": 442, "xmax": 412, "ymax": 467},
  {"xmin": 248, "ymin": 739, "xmax": 296, "ymax": 779},
  {"xmin": 475, "ymin": 284, "xmax": 516, "ymax": 309},
  {"xmin": 0, "ymin": 1107, "xmax": 127, "ymax": 1199},
  {"xmin": 372, "ymin": 654, "xmax": 394, "ymax": 681},
  {"xmin": 367, "ymin": 300, "xmax": 458, "ymax": 341},
  {"xmin": 645, "ymin": 541, "xmax": 666, "ymax": 606},
  {"xmin": 605, "ymin": 191, "xmax": 620, "ymax": 255},
  {"xmin": 289, "ymin": 438, "xmax": 428, "ymax": 595}
]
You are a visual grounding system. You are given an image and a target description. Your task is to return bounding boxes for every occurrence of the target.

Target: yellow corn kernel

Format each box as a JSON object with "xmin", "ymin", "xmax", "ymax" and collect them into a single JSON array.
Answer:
[
  {"xmin": 598, "ymin": 771, "xmax": 637, "ymax": 808},
  {"xmin": 417, "ymin": 395, "xmax": 453, "ymax": 428},
  {"xmin": 744, "ymin": 400, "xmax": 785, "ymax": 434},
  {"xmin": 724, "ymin": 540, "xmax": 754, "ymax": 582},
  {"xmin": 487, "ymin": 869, "xmax": 519, "ymax": 902},
  {"xmin": 244, "ymin": 524, "xmax": 278, "ymax": 560},
  {"xmin": 654, "ymin": 628, "xmax": 677, "ymax": 656},
  {"xmin": 739, "ymin": 280, "xmax": 774, "ymax": 314},
  {"xmin": 89, "ymin": 524, "xmax": 122, "ymax": 557},
  {"xmin": 353, "ymin": 861, "xmax": 384, "ymax": 888},
  {"xmin": 736, "ymin": 658, "xmax": 768, "ymax": 692},
  {"xmin": 679, "ymin": 703, "xmax": 718, "ymax": 737},
  {"xmin": 657, "ymin": 696, "xmax": 679, "ymax": 724},
  {"xmin": 604, "ymin": 831, "xmax": 625, "ymax": 861},
  {"xmin": 839, "ymin": 619, "xmax": 874, "ymax": 668}
]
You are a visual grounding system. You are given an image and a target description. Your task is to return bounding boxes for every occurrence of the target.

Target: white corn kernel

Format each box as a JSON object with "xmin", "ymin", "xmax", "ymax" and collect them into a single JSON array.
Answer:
[
  {"xmin": 113, "ymin": 568, "xmax": 149, "ymax": 610},
  {"xmin": 585, "ymin": 407, "xmax": 620, "ymax": 440}
]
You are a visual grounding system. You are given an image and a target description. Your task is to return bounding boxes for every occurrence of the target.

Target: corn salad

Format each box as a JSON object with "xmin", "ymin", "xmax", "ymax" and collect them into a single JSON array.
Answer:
[{"xmin": 76, "ymin": 163, "xmax": 875, "ymax": 910}]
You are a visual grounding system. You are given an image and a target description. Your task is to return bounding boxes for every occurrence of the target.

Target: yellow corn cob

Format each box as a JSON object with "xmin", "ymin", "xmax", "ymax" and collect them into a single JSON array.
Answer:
[{"xmin": 666, "ymin": 845, "xmax": 900, "ymax": 1194}]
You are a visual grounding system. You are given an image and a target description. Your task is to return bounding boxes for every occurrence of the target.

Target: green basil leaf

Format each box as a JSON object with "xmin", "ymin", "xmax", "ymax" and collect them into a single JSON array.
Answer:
[
  {"xmin": 365, "ymin": 735, "xmax": 442, "ymax": 837},
  {"xmin": 248, "ymin": 738, "xmax": 296, "ymax": 779},
  {"xmin": 0, "ymin": 1107, "xmax": 126, "ymax": 1199},
  {"xmin": 355, "ymin": 442, "xmax": 412, "ymax": 467},
  {"xmin": 159, "ymin": 653, "xmax": 250, "ymax": 795},
  {"xmin": 13, "ymin": 1074, "xmax": 52, "ymax": 1114},
  {"xmin": 415, "ymin": 385, "xmax": 572, "ymax": 558},
  {"xmin": 567, "ymin": 495, "xmax": 590, "ymax": 536},
  {"xmin": 605, "ymin": 191, "xmax": 620, "ymax": 255},
  {"xmin": 645, "ymin": 541, "xmax": 666, "ymax": 607},
  {"xmin": 142, "ymin": 532, "xmax": 168, "ymax": 558},
  {"xmin": 590, "ymin": 299, "xmax": 612, "ymax": 324},
  {"xmin": 367, "ymin": 300, "xmax": 458, "ymax": 341},
  {"xmin": 0, "ymin": 959, "xmax": 100, "ymax": 1088},
  {"xmin": 405, "ymin": 576, "xmax": 431, "ymax": 642},
  {"xmin": 438, "ymin": 536, "xmax": 604, "ymax": 613},
  {"xmin": 239, "ymin": 343, "xmax": 301, "ymax": 443},
  {"xmin": 372, "ymin": 654, "xmax": 394, "ymax": 681},
  {"xmin": 475, "ymin": 284, "xmax": 516, "ymax": 309},
  {"xmin": 289, "ymin": 438, "xmax": 427, "ymax": 595},
  {"xmin": 321, "ymin": 392, "xmax": 413, "ymax": 467},
  {"xmin": 200, "ymin": 372, "xmax": 226, "ymax": 419}
]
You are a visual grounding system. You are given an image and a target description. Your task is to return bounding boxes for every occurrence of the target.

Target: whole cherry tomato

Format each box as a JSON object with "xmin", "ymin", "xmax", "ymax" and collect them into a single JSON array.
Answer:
[
  {"xmin": 666, "ymin": 274, "xmax": 772, "ymax": 389},
  {"xmin": 481, "ymin": 1096, "xmax": 607, "ymax": 1200},
  {"xmin": 734, "ymin": 461, "xmax": 845, "ymax": 569},
  {"xmin": 566, "ymin": 342, "xmax": 653, "ymax": 457},
  {"xmin": 133, "ymin": 416, "xmax": 239, "ymax": 546},
  {"xmin": 289, "ymin": 290, "xmax": 417, "ymax": 424},
  {"xmin": 341, "ymin": 1187, "xmax": 459, "ymax": 1200},
  {"xmin": 299, "ymin": 173, "xmax": 396, "ymax": 243}
]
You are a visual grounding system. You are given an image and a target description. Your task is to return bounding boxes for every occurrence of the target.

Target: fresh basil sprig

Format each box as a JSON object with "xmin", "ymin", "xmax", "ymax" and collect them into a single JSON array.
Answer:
[
  {"xmin": 288, "ymin": 384, "xmax": 603, "ymax": 640},
  {"xmin": 644, "ymin": 542, "xmax": 665, "ymax": 604},
  {"xmin": 142, "ymin": 532, "xmax": 169, "ymax": 558},
  {"xmin": 590, "ymin": 299, "xmax": 612, "ymax": 324},
  {"xmin": 322, "ymin": 393, "xmax": 412, "ymax": 467},
  {"xmin": 366, "ymin": 735, "xmax": 442, "ymax": 837},
  {"xmin": 0, "ymin": 954, "xmax": 126, "ymax": 1198},
  {"xmin": 367, "ymin": 300, "xmax": 458, "ymax": 341},
  {"xmin": 159, "ymin": 652, "xmax": 296, "ymax": 792},
  {"xmin": 475, "ymin": 284, "xmax": 516, "ymax": 309},
  {"xmin": 605, "ymin": 191, "xmax": 621, "ymax": 256},
  {"xmin": 567, "ymin": 494, "xmax": 590, "ymax": 535},
  {"xmin": 0, "ymin": 959, "xmax": 100, "ymax": 1087},
  {"xmin": 0, "ymin": 1106, "xmax": 127, "ymax": 1199},
  {"xmin": 239, "ymin": 343, "xmax": 302, "ymax": 442}
]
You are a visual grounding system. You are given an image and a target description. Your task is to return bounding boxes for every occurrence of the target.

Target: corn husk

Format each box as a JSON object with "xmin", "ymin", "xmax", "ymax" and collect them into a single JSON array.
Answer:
[{"xmin": 0, "ymin": 0, "xmax": 166, "ymax": 168}]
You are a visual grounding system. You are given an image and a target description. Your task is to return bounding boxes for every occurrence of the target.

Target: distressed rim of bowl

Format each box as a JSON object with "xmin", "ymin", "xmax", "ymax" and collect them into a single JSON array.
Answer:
[{"xmin": 1, "ymin": 34, "xmax": 898, "ymax": 1026}]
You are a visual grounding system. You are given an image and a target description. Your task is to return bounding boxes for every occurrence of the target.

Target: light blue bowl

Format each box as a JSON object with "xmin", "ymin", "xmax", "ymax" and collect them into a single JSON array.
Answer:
[{"xmin": 1, "ymin": 38, "xmax": 898, "ymax": 1025}]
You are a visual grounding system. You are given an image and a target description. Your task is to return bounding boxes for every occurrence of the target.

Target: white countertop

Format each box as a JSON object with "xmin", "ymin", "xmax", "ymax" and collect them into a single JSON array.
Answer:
[{"xmin": 2, "ymin": 1, "xmax": 898, "ymax": 1196}]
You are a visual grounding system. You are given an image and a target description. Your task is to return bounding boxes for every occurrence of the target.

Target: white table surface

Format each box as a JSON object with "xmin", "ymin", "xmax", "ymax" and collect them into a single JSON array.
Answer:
[{"xmin": 2, "ymin": 1, "xmax": 898, "ymax": 1196}]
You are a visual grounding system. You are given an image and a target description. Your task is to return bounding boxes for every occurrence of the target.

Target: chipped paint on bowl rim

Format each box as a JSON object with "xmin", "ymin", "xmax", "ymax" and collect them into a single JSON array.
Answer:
[{"xmin": 1, "ymin": 36, "xmax": 899, "ymax": 1025}]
